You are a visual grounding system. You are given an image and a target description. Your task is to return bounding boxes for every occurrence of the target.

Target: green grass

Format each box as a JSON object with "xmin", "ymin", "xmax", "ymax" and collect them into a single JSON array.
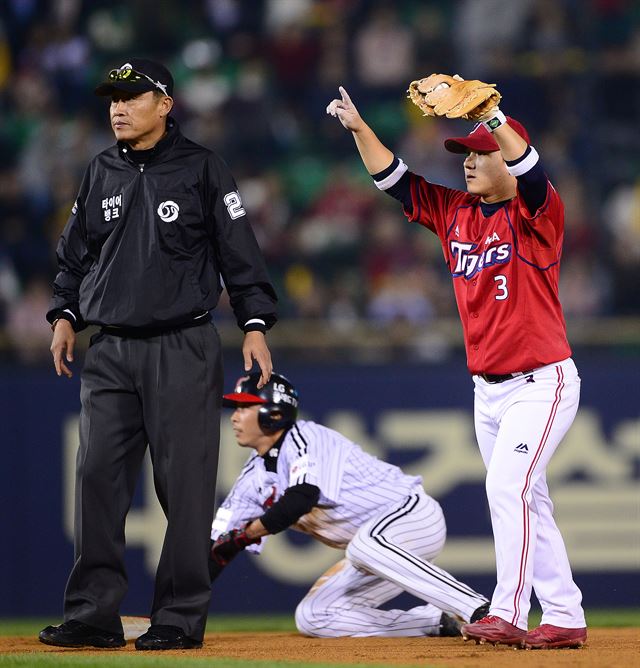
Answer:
[
  {"xmin": 582, "ymin": 608, "xmax": 640, "ymax": 627},
  {"xmin": 525, "ymin": 608, "xmax": 640, "ymax": 628},
  {"xmin": 0, "ymin": 659, "xmax": 391, "ymax": 668},
  {"xmin": 2, "ymin": 609, "xmax": 639, "ymax": 637}
]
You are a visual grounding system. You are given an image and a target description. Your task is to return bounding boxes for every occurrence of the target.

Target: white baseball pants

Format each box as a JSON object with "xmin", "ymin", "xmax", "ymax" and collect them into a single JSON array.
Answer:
[
  {"xmin": 473, "ymin": 357, "xmax": 586, "ymax": 630},
  {"xmin": 295, "ymin": 487, "xmax": 487, "ymax": 637}
]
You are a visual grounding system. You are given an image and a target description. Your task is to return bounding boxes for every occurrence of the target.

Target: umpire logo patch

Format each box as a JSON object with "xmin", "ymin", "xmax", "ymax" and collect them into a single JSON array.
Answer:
[{"xmin": 157, "ymin": 200, "xmax": 180, "ymax": 222}]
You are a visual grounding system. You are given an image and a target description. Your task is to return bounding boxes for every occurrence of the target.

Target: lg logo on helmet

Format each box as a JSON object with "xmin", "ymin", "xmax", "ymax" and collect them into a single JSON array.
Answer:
[
  {"xmin": 157, "ymin": 200, "xmax": 180, "ymax": 222},
  {"xmin": 273, "ymin": 382, "xmax": 298, "ymax": 406}
]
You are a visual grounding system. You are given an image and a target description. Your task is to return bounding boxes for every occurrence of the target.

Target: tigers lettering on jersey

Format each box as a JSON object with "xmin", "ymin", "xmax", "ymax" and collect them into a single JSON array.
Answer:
[{"xmin": 450, "ymin": 240, "xmax": 512, "ymax": 278}]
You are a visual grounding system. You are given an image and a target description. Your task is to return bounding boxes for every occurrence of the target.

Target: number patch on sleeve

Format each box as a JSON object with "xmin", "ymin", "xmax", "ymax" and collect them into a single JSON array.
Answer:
[
  {"xmin": 224, "ymin": 191, "xmax": 246, "ymax": 219},
  {"xmin": 211, "ymin": 506, "xmax": 233, "ymax": 533}
]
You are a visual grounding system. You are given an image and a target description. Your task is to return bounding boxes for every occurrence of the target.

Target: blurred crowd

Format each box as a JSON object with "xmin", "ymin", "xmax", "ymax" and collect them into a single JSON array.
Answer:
[{"xmin": 0, "ymin": 0, "xmax": 639, "ymax": 362}]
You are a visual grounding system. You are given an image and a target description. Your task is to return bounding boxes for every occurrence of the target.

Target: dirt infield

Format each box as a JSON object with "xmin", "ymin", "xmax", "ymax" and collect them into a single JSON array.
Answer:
[{"xmin": 1, "ymin": 629, "xmax": 637, "ymax": 666}]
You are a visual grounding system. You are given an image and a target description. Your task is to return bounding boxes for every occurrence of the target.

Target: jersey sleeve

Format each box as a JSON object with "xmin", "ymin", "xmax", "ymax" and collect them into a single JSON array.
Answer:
[
  {"xmin": 211, "ymin": 455, "xmax": 268, "ymax": 553},
  {"xmin": 514, "ymin": 177, "xmax": 565, "ymax": 265},
  {"xmin": 282, "ymin": 422, "xmax": 348, "ymax": 504},
  {"xmin": 503, "ymin": 144, "xmax": 564, "ymax": 246},
  {"xmin": 505, "ymin": 146, "xmax": 548, "ymax": 214},
  {"xmin": 47, "ymin": 166, "xmax": 93, "ymax": 330},
  {"xmin": 404, "ymin": 173, "xmax": 470, "ymax": 240},
  {"xmin": 204, "ymin": 153, "xmax": 278, "ymax": 331}
]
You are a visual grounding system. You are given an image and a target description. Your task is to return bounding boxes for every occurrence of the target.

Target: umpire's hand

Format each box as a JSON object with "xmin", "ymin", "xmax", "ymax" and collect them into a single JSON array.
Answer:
[
  {"xmin": 242, "ymin": 331, "xmax": 272, "ymax": 388},
  {"xmin": 50, "ymin": 319, "xmax": 75, "ymax": 378}
]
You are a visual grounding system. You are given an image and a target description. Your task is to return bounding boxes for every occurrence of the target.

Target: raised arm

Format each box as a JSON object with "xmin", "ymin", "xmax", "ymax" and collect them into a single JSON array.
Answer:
[
  {"xmin": 326, "ymin": 86, "xmax": 394, "ymax": 174},
  {"xmin": 483, "ymin": 110, "xmax": 549, "ymax": 214},
  {"xmin": 491, "ymin": 120, "xmax": 529, "ymax": 162}
]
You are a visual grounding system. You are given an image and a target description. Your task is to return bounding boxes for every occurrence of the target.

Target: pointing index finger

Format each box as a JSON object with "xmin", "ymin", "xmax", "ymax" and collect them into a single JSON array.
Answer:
[{"xmin": 339, "ymin": 86, "xmax": 351, "ymax": 105}]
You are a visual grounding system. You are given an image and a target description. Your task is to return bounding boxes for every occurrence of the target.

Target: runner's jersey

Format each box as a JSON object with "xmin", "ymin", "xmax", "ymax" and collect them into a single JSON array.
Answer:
[
  {"xmin": 405, "ymin": 175, "xmax": 571, "ymax": 374},
  {"xmin": 211, "ymin": 420, "xmax": 422, "ymax": 551}
]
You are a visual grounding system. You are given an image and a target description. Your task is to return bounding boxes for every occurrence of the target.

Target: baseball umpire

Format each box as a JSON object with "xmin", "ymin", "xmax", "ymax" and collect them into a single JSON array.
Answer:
[
  {"xmin": 40, "ymin": 58, "xmax": 277, "ymax": 651},
  {"xmin": 209, "ymin": 372, "xmax": 489, "ymax": 637},
  {"xmin": 326, "ymin": 78, "xmax": 586, "ymax": 649}
]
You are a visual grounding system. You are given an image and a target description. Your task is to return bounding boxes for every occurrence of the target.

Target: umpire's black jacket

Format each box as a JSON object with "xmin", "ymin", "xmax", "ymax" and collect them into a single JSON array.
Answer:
[{"xmin": 47, "ymin": 118, "xmax": 277, "ymax": 332}]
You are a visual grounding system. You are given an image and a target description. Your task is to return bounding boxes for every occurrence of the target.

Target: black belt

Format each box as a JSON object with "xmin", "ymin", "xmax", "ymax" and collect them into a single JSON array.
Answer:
[
  {"xmin": 101, "ymin": 313, "xmax": 211, "ymax": 339},
  {"xmin": 478, "ymin": 370, "xmax": 533, "ymax": 384}
]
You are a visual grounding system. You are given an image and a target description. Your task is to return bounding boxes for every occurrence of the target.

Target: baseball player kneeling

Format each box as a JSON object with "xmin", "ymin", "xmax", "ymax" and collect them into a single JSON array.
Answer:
[{"xmin": 210, "ymin": 372, "xmax": 489, "ymax": 638}]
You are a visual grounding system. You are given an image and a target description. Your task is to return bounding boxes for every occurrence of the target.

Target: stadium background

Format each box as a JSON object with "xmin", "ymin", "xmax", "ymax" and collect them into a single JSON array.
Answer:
[{"xmin": 0, "ymin": 0, "xmax": 638, "ymax": 619}]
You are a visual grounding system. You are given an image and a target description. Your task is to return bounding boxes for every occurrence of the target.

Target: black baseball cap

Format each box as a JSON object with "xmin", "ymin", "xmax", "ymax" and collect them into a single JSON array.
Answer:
[{"xmin": 95, "ymin": 58, "xmax": 174, "ymax": 97}]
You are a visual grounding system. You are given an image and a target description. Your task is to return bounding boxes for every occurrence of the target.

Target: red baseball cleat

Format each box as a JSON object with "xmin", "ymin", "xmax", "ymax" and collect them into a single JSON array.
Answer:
[
  {"xmin": 522, "ymin": 624, "xmax": 587, "ymax": 649},
  {"xmin": 461, "ymin": 615, "xmax": 526, "ymax": 646}
]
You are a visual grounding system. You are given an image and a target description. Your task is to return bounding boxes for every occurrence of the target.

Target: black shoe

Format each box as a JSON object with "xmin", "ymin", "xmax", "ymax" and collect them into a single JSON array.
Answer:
[
  {"xmin": 38, "ymin": 620, "xmax": 126, "ymax": 648},
  {"xmin": 470, "ymin": 602, "xmax": 491, "ymax": 624},
  {"xmin": 135, "ymin": 624, "xmax": 202, "ymax": 650},
  {"xmin": 439, "ymin": 612, "xmax": 463, "ymax": 637}
]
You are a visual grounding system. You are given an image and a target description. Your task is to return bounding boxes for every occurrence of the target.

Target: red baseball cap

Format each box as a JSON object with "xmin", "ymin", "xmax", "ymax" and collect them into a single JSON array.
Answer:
[
  {"xmin": 444, "ymin": 117, "xmax": 530, "ymax": 154},
  {"xmin": 222, "ymin": 391, "xmax": 266, "ymax": 405}
]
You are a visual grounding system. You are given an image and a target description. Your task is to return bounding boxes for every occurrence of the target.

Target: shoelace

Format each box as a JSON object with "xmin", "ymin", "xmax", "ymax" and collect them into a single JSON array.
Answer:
[{"xmin": 477, "ymin": 615, "xmax": 502, "ymax": 625}]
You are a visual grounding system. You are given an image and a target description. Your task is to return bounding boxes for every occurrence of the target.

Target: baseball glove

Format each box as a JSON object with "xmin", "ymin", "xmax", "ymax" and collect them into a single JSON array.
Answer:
[
  {"xmin": 407, "ymin": 73, "xmax": 501, "ymax": 121},
  {"xmin": 210, "ymin": 528, "xmax": 260, "ymax": 567}
]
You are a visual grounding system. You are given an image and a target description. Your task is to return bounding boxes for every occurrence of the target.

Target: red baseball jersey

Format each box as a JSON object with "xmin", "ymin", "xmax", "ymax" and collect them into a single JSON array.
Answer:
[{"xmin": 405, "ymin": 175, "xmax": 571, "ymax": 374}]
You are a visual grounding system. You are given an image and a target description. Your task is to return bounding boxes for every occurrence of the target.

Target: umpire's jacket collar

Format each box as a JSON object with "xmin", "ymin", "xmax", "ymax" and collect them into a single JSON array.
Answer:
[{"xmin": 118, "ymin": 116, "xmax": 179, "ymax": 163}]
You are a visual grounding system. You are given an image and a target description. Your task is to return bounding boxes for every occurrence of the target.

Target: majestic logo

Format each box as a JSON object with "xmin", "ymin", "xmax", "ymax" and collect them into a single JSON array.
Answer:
[
  {"xmin": 157, "ymin": 200, "xmax": 179, "ymax": 222},
  {"xmin": 71, "ymin": 200, "xmax": 78, "ymax": 215},
  {"xmin": 450, "ymin": 240, "xmax": 512, "ymax": 279},
  {"xmin": 514, "ymin": 443, "xmax": 529, "ymax": 454},
  {"xmin": 102, "ymin": 193, "xmax": 122, "ymax": 222}
]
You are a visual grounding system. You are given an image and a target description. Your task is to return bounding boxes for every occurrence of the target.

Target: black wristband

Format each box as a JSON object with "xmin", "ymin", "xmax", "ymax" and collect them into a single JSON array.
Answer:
[
  {"xmin": 260, "ymin": 483, "xmax": 320, "ymax": 534},
  {"xmin": 243, "ymin": 322, "xmax": 267, "ymax": 334},
  {"xmin": 48, "ymin": 306, "xmax": 84, "ymax": 332}
]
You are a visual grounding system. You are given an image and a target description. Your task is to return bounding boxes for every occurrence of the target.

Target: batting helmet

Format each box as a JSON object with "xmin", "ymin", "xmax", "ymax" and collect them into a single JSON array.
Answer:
[{"xmin": 222, "ymin": 372, "xmax": 299, "ymax": 432}]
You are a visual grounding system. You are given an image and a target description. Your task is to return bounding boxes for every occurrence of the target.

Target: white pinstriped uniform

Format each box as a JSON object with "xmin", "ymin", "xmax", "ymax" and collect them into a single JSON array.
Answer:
[{"xmin": 212, "ymin": 420, "xmax": 487, "ymax": 637}]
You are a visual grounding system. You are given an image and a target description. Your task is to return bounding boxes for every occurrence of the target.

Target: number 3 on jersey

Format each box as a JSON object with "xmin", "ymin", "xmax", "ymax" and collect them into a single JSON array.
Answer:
[
  {"xmin": 224, "ymin": 191, "xmax": 246, "ymax": 219},
  {"xmin": 494, "ymin": 274, "xmax": 508, "ymax": 300}
]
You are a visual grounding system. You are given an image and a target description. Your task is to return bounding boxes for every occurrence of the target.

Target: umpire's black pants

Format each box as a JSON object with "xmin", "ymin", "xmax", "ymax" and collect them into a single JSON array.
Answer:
[{"xmin": 63, "ymin": 322, "xmax": 222, "ymax": 641}]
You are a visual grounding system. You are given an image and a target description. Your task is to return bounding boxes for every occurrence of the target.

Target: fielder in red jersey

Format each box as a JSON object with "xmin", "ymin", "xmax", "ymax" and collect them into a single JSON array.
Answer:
[
  {"xmin": 327, "ymin": 85, "xmax": 587, "ymax": 650},
  {"xmin": 405, "ymin": 156, "xmax": 570, "ymax": 375}
]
